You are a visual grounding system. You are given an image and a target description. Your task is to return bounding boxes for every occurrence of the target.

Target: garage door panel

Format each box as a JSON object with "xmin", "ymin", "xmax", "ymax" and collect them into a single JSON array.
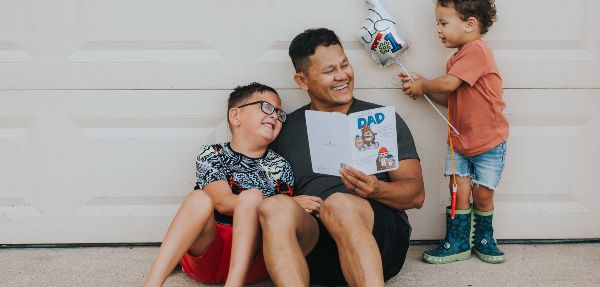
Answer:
[
  {"xmin": 3, "ymin": 0, "xmax": 600, "ymax": 89},
  {"xmin": 422, "ymin": 89, "xmax": 600, "ymax": 239}
]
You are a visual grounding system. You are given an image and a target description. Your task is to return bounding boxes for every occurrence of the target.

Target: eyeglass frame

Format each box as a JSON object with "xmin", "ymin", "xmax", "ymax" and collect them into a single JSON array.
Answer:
[{"xmin": 236, "ymin": 100, "xmax": 287, "ymax": 123}]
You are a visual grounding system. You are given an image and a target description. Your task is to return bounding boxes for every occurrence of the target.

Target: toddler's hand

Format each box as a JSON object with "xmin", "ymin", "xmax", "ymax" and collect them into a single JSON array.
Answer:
[
  {"xmin": 398, "ymin": 71, "xmax": 425, "ymax": 83},
  {"xmin": 403, "ymin": 80, "xmax": 425, "ymax": 100}
]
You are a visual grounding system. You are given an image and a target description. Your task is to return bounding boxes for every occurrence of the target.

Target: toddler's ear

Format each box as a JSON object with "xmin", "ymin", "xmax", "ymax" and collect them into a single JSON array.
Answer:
[{"xmin": 465, "ymin": 16, "xmax": 479, "ymax": 33}]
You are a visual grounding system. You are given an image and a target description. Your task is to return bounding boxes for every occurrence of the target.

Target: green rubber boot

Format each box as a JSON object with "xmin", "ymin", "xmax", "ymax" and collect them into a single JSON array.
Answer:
[
  {"xmin": 472, "ymin": 208, "xmax": 505, "ymax": 263},
  {"xmin": 423, "ymin": 206, "xmax": 473, "ymax": 264}
]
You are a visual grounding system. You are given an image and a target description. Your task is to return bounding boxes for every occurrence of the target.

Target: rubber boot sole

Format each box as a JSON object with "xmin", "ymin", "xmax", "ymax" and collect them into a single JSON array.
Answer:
[
  {"xmin": 473, "ymin": 249, "xmax": 505, "ymax": 264},
  {"xmin": 422, "ymin": 249, "xmax": 471, "ymax": 264}
]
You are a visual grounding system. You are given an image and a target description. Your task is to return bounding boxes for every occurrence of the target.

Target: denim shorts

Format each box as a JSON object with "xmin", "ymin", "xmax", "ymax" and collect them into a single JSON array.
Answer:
[{"xmin": 444, "ymin": 141, "xmax": 507, "ymax": 191}]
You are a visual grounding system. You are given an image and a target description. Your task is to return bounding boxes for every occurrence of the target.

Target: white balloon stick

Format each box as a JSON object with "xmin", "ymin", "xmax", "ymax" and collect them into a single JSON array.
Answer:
[{"xmin": 395, "ymin": 58, "xmax": 460, "ymax": 135}]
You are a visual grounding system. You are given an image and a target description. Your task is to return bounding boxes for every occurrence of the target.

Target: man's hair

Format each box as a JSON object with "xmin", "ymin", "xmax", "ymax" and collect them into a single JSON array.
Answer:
[
  {"xmin": 288, "ymin": 28, "xmax": 342, "ymax": 73},
  {"xmin": 438, "ymin": 0, "xmax": 497, "ymax": 34},
  {"xmin": 227, "ymin": 82, "xmax": 278, "ymax": 110}
]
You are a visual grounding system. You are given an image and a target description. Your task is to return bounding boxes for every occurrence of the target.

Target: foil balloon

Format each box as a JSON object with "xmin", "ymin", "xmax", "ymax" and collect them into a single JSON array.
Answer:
[{"xmin": 358, "ymin": 0, "xmax": 409, "ymax": 68}]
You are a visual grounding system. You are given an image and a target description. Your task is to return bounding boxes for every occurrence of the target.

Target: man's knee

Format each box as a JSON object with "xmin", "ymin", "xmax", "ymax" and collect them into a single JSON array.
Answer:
[
  {"xmin": 320, "ymin": 193, "xmax": 371, "ymax": 229},
  {"xmin": 258, "ymin": 194, "xmax": 297, "ymax": 229}
]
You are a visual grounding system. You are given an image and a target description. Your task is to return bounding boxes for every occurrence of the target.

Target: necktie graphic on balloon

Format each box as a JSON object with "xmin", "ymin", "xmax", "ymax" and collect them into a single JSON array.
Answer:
[{"xmin": 358, "ymin": 0, "xmax": 459, "ymax": 135}]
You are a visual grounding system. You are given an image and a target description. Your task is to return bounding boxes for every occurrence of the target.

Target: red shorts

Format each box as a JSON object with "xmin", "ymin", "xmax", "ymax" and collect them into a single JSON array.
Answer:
[{"xmin": 180, "ymin": 223, "xmax": 269, "ymax": 285}]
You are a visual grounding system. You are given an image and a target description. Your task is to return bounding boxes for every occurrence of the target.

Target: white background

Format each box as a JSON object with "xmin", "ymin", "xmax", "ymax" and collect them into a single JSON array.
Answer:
[{"xmin": 1, "ymin": 0, "xmax": 599, "ymax": 243}]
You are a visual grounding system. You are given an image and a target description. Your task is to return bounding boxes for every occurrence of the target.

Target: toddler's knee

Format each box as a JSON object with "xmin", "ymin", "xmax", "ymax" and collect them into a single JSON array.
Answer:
[{"xmin": 472, "ymin": 187, "xmax": 494, "ymax": 204}]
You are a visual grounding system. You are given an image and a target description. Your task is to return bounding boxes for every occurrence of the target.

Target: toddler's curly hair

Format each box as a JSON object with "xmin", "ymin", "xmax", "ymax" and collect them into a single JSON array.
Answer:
[{"xmin": 438, "ymin": 0, "xmax": 497, "ymax": 34}]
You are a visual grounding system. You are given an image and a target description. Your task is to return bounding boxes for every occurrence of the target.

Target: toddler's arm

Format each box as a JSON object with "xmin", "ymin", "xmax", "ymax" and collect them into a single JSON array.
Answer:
[{"xmin": 399, "ymin": 72, "xmax": 463, "ymax": 107}]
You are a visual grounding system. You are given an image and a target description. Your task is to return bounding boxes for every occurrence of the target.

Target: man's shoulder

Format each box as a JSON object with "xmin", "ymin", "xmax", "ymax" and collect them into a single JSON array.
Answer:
[
  {"xmin": 287, "ymin": 104, "xmax": 309, "ymax": 121},
  {"xmin": 352, "ymin": 98, "xmax": 384, "ymax": 111}
]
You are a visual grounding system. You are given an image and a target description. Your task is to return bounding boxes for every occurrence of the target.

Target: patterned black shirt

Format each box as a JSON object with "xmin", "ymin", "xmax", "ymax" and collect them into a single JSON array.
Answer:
[{"xmin": 195, "ymin": 142, "xmax": 294, "ymax": 225}]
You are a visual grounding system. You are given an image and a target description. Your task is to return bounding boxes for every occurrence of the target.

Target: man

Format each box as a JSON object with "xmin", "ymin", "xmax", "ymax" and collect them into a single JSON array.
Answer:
[{"xmin": 258, "ymin": 28, "xmax": 425, "ymax": 287}]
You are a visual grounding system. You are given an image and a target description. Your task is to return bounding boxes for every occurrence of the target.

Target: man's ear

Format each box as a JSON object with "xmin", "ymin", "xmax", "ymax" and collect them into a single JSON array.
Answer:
[
  {"xmin": 465, "ymin": 16, "xmax": 479, "ymax": 33},
  {"xmin": 228, "ymin": 108, "xmax": 241, "ymax": 127},
  {"xmin": 294, "ymin": 72, "xmax": 309, "ymax": 91}
]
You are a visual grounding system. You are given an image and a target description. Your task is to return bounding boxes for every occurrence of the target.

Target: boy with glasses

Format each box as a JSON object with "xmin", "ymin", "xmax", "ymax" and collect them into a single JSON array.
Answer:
[{"xmin": 144, "ymin": 82, "xmax": 294, "ymax": 287}]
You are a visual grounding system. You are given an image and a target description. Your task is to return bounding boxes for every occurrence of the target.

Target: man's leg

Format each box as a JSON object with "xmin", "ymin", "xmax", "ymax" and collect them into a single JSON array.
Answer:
[
  {"xmin": 258, "ymin": 195, "xmax": 319, "ymax": 287},
  {"xmin": 319, "ymin": 193, "xmax": 383, "ymax": 287},
  {"xmin": 144, "ymin": 190, "xmax": 217, "ymax": 287}
]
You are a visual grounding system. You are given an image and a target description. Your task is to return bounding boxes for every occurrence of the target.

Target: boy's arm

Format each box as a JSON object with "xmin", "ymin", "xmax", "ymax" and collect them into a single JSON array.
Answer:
[{"xmin": 202, "ymin": 180, "xmax": 238, "ymax": 216}]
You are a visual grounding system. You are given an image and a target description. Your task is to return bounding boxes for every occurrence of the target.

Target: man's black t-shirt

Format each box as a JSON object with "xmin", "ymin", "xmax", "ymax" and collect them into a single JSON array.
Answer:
[{"xmin": 269, "ymin": 98, "xmax": 419, "ymax": 227}]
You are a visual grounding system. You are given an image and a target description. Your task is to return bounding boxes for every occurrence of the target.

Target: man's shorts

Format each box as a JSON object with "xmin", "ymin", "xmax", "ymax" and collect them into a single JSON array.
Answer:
[
  {"xmin": 179, "ymin": 223, "xmax": 269, "ymax": 285},
  {"xmin": 444, "ymin": 141, "xmax": 507, "ymax": 191},
  {"xmin": 304, "ymin": 199, "xmax": 411, "ymax": 286}
]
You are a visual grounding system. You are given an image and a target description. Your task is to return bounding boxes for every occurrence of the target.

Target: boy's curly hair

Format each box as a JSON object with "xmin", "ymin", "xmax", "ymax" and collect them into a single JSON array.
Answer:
[{"xmin": 438, "ymin": 0, "xmax": 497, "ymax": 34}]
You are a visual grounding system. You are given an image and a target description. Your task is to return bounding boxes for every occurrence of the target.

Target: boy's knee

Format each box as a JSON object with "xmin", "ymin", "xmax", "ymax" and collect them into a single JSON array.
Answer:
[
  {"xmin": 238, "ymin": 188, "xmax": 264, "ymax": 204},
  {"xmin": 183, "ymin": 189, "xmax": 213, "ymax": 213},
  {"xmin": 258, "ymin": 195, "xmax": 296, "ymax": 227}
]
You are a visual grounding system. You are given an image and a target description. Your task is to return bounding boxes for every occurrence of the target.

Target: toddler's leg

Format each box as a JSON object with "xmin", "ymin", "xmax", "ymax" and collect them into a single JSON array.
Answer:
[
  {"xmin": 473, "ymin": 184, "xmax": 494, "ymax": 211},
  {"xmin": 225, "ymin": 188, "xmax": 264, "ymax": 287},
  {"xmin": 472, "ymin": 184, "xmax": 504, "ymax": 263},
  {"xmin": 144, "ymin": 190, "xmax": 217, "ymax": 287},
  {"xmin": 452, "ymin": 176, "xmax": 473, "ymax": 210},
  {"xmin": 422, "ymin": 177, "xmax": 474, "ymax": 264}
]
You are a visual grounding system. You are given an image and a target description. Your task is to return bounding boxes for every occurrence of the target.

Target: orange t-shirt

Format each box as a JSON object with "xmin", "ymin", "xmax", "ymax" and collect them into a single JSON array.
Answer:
[{"xmin": 446, "ymin": 39, "xmax": 509, "ymax": 156}]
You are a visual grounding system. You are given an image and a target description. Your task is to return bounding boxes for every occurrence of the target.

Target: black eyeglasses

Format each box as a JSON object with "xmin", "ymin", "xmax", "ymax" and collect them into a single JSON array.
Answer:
[{"xmin": 237, "ymin": 100, "xmax": 287, "ymax": 123}]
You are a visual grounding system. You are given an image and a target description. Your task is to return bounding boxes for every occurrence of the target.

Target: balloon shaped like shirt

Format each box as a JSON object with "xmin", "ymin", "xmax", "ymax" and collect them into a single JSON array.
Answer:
[{"xmin": 358, "ymin": 0, "xmax": 410, "ymax": 68}]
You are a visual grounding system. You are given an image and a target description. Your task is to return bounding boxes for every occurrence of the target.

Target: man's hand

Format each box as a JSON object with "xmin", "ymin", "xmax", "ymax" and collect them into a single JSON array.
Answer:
[
  {"xmin": 293, "ymin": 195, "xmax": 323, "ymax": 215},
  {"xmin": 339, "ymin": 165, "xmax": 381, "ymax": 199}
]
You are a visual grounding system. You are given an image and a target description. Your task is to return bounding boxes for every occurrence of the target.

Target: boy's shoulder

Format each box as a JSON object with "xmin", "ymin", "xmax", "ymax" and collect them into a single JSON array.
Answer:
[
  {"xmin": 264, "ymin": 148, "xmax": 292, "ymax": 168},
  {"xmin": 197, "ymin": 142, "xmax": 229, "ymax": 160}
]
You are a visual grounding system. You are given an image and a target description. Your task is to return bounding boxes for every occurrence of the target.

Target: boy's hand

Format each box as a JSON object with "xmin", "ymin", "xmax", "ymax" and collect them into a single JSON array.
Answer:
[
  {"xmin": 399, "ymin": 72, "xmax": 426, "ymax": 100},
  {"xmin": 293, "ymin": 195, "xmax": 323, "ymax": 215}
]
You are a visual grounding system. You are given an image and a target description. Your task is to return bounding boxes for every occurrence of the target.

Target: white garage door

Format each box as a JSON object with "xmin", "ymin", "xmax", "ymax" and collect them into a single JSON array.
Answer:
[{"xmin": 1, "ymin": 0, "xmax": 599, "ymax": 243}]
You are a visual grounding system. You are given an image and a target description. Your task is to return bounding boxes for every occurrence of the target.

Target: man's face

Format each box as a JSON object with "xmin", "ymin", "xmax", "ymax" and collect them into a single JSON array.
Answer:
[{"xmin": 298, "ymin": 44, "xmax": 354, "ymax": 111}]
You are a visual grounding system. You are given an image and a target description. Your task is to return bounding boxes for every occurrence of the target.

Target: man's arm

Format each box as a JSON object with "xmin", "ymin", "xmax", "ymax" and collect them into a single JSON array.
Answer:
[{"xmin": 339, "ymin": 158, "xmax": 425, "ymax": 210}]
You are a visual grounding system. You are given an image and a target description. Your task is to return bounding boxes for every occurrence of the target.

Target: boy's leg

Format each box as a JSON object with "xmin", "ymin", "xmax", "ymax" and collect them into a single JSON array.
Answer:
[
  {"xmin": 144, "ymin": 190, "xmax": 217, "ymax": 287},
  {"xmin": 225, "ymin": 188, "xmax": 264, "ymax": 287},
  {"xmin": 319, "ymin": 193, "xmax": 384, "ymax": 287},
  {"xmin": 258, "ymin": 194, "xmax": 320, "ymax": 287}
]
